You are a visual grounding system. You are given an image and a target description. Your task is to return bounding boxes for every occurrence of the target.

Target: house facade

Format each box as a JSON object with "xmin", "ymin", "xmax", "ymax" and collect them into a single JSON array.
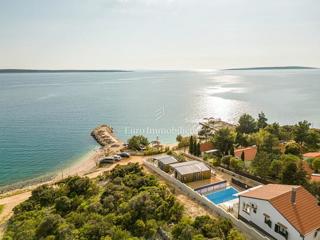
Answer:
[
  {"xmin": 238, "ymin": 184, "xmax": 320, "ymax": 240},
  {"xmin": 234, "ymin": 146, "xmax": 257, "ymax": 167},
  {"xmin": 170, "ymin": 160, "xmax": 211, "ymax": 183}
]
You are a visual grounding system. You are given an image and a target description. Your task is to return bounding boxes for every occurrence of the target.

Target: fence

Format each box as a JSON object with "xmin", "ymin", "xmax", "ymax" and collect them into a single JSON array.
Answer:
[
  {"xmin": 231, "ymin": 178, "xmax": 253, "ymax": 190},
  {"xmin": 143, "ymin": 159, "xmax": 270, "ymax": 240}
]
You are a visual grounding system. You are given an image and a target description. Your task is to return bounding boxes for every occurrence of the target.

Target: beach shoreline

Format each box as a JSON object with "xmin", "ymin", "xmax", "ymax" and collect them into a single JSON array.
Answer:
[
  {"xmin": 0, "ymin": 125, "xmax": 123, "ymax": 195},
  {"xmin": 0, "ymin": 147, "xmax": 103, "ymax": 196}
]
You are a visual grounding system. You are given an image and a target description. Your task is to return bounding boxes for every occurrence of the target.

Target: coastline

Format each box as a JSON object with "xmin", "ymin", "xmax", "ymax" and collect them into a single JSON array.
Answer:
[
  {"xmin": 0, "ymin": 124, "xmax": 123, "ymax": 195},
  {"xmin": 0, "ymin": 147, "xmax": 103, "ymax": 196}
]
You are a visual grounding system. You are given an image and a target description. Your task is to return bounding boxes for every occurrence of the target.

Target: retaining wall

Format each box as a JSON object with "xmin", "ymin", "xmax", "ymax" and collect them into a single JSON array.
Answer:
[{"xmin": 143, "ymin": 160, "xmax": 270, "ymax": 240}]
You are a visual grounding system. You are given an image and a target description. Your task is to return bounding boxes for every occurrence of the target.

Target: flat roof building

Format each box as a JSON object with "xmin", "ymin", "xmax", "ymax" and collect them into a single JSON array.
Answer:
[
  {"xmin": 170, "ymin": 160, "xmax": 211, "ymax": 183},
  {"xmin": 154, "ymin": 155, "xmax": 178, "ymax": 172}
]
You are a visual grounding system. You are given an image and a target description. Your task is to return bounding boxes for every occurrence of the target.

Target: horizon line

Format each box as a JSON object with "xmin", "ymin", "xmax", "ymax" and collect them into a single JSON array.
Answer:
[{"xmin": 0, "ymin": 65, "xmax": 318, "ymax": 73}]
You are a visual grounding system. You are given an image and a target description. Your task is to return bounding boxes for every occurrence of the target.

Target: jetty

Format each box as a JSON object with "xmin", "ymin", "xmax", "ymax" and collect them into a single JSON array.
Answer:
[{"xmin": 91, "ymin": 124, "xmax": 122, "ymax": 147}]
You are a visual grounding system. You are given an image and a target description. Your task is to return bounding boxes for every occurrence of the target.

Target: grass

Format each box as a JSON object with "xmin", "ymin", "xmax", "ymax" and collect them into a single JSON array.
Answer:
[{"xmin": 0, "ymin": 204, "xmax": 4, "ymax": 215}]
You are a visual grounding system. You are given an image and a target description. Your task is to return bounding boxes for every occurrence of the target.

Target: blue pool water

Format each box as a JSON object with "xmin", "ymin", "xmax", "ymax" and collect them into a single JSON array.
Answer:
[{"xmin": 206, "ymin": 187, "xmax": 239, "ymax": 204}]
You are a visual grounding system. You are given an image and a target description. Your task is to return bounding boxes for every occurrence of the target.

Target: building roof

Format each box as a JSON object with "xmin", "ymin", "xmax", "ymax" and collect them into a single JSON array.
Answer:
[
  {"xmin": 303, "ymin": 152, "xmax": 320, "ymax": 159},
  {"xmin": 234, "ymin": 146, "xmax": 257, "ymax": 161},
  {"xmin": 170, "ymin": 160, "xmax": 210, "ymax": 175},
  {"xmin": 311, "ymin": 174, "xmax": 320, "ymax": 183},
  {"xmin": 155, "ymin": 155, "xmax": 178, "ymax": 165},
  {"xmin": 239, "ymin": 184, "xmax": 320, "ymax": 235}
]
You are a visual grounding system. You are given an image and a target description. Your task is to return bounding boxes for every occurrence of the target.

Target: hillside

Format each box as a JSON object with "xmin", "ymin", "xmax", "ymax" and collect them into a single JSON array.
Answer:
[{"xmin": 3, "ymin": 163, "xmax": 245, "ymax": 240}]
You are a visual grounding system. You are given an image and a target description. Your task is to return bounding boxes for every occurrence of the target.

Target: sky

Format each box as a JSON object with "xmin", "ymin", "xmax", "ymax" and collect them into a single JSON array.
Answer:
[{"xmin": 0, "ymin": 0, "xmax": 319, "ymax": 70}]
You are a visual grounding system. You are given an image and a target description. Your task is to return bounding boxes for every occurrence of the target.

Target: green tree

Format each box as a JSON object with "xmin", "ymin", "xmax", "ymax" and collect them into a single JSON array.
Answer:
[
  {"xmin": 193, "ymin": 139, "xmax": 198, "ymax": 155},
  {"xmin": 177, "ymin": 136, "xmax": 190, "ymax": 150},
  {"xmin": 284, "ymin": 142, "xmax": 301, "ymax": 156},
  {"xmin": 227, "ymin": 229, "xmax": 246, "ymax": 240},
  {"xmin": 257, "ymin": 112, "xmax": 268, "ymax": 129},
  {"xmin": 62, "ymin": 176, "xmax": 97, "ymax": 197},
  {"xmin": 251, "ymin": 129, "xmax": 279, "ymax": 153},
  {"xmin": 196, "ymin": 142, "xmax": 201, "ymax": 156},
  {"xmin": 35, "ymin": 214, "xmax": 64, "ymax": 239},
  {"xmin": 269, "ymin": 160, "xmax": 283, "ymax": 178},
  {"xmin": 30, "ymin": 184, "xmax": 56, "ymax": 207},
  {"xmin": 235, "ymin": 133, "xmax": 251, "ymax": 147},
  {"xmin": 221, "ymin": 155, "xmax": 231, "ymax": 168},
  {"xmin": 250, "ymin": 151, "xmax": 272, "ymax": 178},
  {"xmin": 281, "ymin": 161, "xmax": 307, "ymax": 185},
  {"xmin": 305, "ymin": 129, "xmax": 320, "ymax": 151},
  {"xmin": 279, "ymin": 154, "xmax": 301, "ymax": 163},
  {"xmin": 240, "ymin": 151, "xmax": 245, "ymax": 161},
  {"xmin": 265, "ymin": 122, "xmax": 281, "ymax": 139},
  {"xmin": 236, "ymin": 114, "xmax": 257, "ymax": 134},
  {"xmin": 127, "ymin": 135, "xmax": 149, "ymax": 150},
  {"xmin": 176, "ymin": 134, "xmax": 183, "ymax": 142},
  {"xmin": 172, "ymin": 217, "xmax": 195, "ymax": 240},
  {"xmin": 55, "ymin": 196, "xmax": 72, "ymax": 215},
  {"xmin": 230, "ymin": 157, "xmax": 244, "ymax": 171},
  {"xmin": 189, "ymin": 136, "xmax": 194, "ymax": 154},
  {"xmin": 294, "ymin": 120, "xmax": 311, "ymax": 145},
  {"xmin": 312, "ymin": 158, "xmax": 320, "ymax": 173},
  {"xmin": 213, "ymin": 128, "xmax": 236, "ymax": 156}
]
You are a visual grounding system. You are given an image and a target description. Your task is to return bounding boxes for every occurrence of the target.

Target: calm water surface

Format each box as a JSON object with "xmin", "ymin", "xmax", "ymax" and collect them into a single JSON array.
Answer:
[{"xmin": 0, "ymin": 70, "xmax": 320, "ymax": 186}]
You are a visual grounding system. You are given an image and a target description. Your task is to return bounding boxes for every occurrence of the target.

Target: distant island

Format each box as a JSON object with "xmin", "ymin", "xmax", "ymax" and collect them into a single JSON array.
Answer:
[
  {"xmin": 225, "ymin": 66, "xmax": 317, "ymax": 71},
  {"xmin": 0, "ymin": 69, "xmax": 131, "ymax": 73}
]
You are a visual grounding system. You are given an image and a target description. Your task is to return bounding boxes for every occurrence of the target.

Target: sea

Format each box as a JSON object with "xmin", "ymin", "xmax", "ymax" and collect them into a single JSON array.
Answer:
[{"xmin": 0, "ymin": 69, "xmax": 320, "ymax": 187}]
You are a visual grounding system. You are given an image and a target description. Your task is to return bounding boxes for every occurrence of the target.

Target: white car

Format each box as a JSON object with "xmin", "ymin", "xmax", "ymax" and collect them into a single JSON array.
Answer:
[{"xmin": 113, "ymin": 155, "xmax": 122, "ymax": 161}]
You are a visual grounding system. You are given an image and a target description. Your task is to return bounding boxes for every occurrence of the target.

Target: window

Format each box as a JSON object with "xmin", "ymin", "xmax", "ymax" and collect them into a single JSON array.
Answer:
[
  {"xmin": 275, "ymin": 223, "xmax": 288, "ymax": 240},
  {"xmin": 251, "ymin": 203, "xmax": 257, "ymax": 213},
  {"xmin": 314, "ymin": 228, "xmax": 320, "ymax": 239},
  {"xmin": 242, "ymin": 202, "xmax": 251, "ymax": 214},
  {"xmin": 264, "ymin": 214, "xmax": 272, "ymax": 228}
]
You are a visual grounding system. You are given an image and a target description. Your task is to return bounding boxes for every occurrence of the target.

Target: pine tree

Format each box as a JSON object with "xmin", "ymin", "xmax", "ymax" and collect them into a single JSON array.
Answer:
[
  {"xmin": 193, "ymin": 139, "xmax": 197, "ymax": 155},
  {"xmin": 189, "ymin": 136, "xmax": 193, "ymax": 154},
  {"xmin": 197, "ymin": 142, "xmax": 201, "ymax": 156},
  {"xmin": 241, "ymin": 151, "xmax": 245, "ymax": 161}
]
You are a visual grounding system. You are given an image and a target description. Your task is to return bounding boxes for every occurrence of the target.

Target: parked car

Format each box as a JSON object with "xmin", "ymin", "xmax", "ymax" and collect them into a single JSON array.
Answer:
[
  {"xmin": 113, "ymin": 155, "xmax": 122, "ymax": 161},
  {"xmin": 111, "ymin": 144, "xmax": 120, "ymax": 148},
  {"xmin": 117, "ymin": 152, "xmax": 130, "ymax": 158},
  {"xmin": 99, "ymin": 157, "xmax": 115, "ymax": 164}
]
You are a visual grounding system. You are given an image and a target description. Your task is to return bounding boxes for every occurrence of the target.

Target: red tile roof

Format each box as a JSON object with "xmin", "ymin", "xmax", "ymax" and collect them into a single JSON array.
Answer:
[
  {"xmin": 303, "ymin": 152, "xmax": 320, "ymax": 159},
  {"xmin": 234, "ymin": 146, "xmax": 257, "ymax": 161},
  {"xmin": 239, "ymin": 184, "xmax": 320, "ymax": 235},
  {"xmin": 311, "ymin": 174, "xmax": 320, "ymax": 183},
  {"xmin": 200, "ymin": 142, "xmax": 215, "ymax": 153}
]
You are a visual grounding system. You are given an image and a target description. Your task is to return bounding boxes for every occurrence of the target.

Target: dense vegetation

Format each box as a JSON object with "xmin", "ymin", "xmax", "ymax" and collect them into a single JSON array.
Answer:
[
  {"xmin": 127, "ymin": 135, "xmax": 169, "ymax": 156},
  {"xmin": 127, "ymin": 135, "xmax": 149, "ymax": 151},
  {"xmin": 4, "ymin": 163, "xmax": 245, "ymax": 240},
  {"xmin": 197, "ymin": 113, "xmax": 320, "ymax": 200},
  {"xmin": 188, "ymin": 136, "xmax": 201, "ymax": 157}
]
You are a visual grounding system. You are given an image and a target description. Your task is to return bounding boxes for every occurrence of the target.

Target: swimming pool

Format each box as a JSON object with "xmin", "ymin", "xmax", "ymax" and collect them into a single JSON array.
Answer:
[{"xmin": 206, "ymin": 187, "xmax": 239, "ymax": 205}]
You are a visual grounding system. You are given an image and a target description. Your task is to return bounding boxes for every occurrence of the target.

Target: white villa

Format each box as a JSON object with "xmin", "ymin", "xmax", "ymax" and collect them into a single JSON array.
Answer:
[{"xmin": 238, "ymin": 184, "xmax": 320, "ymax": 240}]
